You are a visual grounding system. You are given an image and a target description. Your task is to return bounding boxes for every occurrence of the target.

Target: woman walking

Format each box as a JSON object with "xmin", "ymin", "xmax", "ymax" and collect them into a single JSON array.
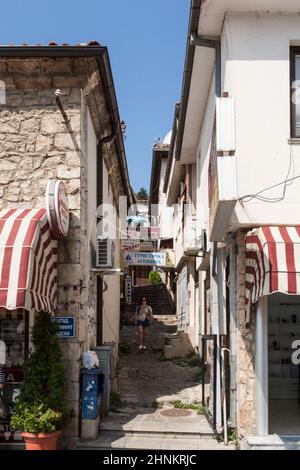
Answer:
[{"xmin": 135, "ymin": 296, "xmax": 153, "ymax": 351}]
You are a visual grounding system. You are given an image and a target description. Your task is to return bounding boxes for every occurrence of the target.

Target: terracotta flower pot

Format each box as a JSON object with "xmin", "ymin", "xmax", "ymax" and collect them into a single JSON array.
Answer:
[{"xmin": 22, "ymin": 431, "xmax": 61, "ymax": 450}]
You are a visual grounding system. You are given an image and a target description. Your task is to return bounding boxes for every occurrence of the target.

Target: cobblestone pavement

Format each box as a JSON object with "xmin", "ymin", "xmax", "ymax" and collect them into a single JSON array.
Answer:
[
  {"xmin": 117, "ymin": 316, "xmax": 204, "ymax": 407},
  {"xmin": 78, "ymin": 316, "xmax": 236, "ymax": 450},
  {"xmin": 78, "ymin": 316, "xmax": 235, "ymax": 449}
]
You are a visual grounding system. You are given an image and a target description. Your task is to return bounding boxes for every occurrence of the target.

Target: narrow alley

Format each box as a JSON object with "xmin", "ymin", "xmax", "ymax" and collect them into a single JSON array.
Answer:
[
  {"xmin": 78, "ymin": 315, "xmax": 234, "ymax": 450},
  {"xmin": 2, "ymin": 0, "xmax": 300, "ymax": 458}
]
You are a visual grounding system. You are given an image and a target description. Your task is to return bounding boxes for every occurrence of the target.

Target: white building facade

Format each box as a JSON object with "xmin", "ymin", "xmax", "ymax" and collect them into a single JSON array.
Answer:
[{"xmin": 164, "ymin": 0, "xmax": 300, "ymax": 446}]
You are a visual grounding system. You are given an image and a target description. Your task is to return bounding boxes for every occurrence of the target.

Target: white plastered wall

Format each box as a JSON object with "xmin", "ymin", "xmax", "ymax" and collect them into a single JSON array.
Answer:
[{"xmin": 222, "ymin": 12, "xmax": 300, "ymax": 228}]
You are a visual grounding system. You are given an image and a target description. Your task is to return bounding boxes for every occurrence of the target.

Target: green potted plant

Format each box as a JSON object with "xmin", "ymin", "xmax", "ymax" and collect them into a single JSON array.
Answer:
[
  {"xmin": 148, "ymin": 271, "xmax": 162, "ymax": 285},
  {"xmin": 11, "ymin": 311, "xmax": 68, "ymax": 450}
]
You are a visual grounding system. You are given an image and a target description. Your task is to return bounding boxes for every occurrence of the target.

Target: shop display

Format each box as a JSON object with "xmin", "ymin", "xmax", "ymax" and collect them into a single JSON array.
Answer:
[
  {"xmin": 268, "ymin": 304, "xmax": 300, "ymax": 399},
  {"xmin": 0, "ymin": 311, "xmax": 26, "ymax": 442}
]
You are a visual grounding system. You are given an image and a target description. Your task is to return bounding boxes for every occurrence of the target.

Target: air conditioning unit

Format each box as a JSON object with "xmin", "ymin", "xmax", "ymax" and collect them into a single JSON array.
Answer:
[{"xmin": 96, "ymin": 237, "xmax": 115, "ymax": 268}]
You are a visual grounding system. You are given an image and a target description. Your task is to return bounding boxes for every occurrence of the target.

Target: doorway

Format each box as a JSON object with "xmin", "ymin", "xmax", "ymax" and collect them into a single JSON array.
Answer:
[{"xmin": 268, "ymin": 293, "xmax": 300, "ymax": 435}]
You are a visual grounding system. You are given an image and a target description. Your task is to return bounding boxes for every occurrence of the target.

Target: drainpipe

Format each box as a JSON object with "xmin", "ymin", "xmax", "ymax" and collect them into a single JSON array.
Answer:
[
  {"xmin": 191, "ymin": 34, "xmax": 223, "ymax": 432},
  {"xmin": 221, "ymin": 347, "xmax": 230, "ymax": 445},
  {"xmin": 210, "ymin": 242, "xmax": 223, "ymax": 430},
  {"xmin": 217, "ymin": 245, "xmax": 227, "ymax": 433},
  {"xmin": 185, "ymin": 166, "xmax": 189, "ymax": 203},
  {"xmin": 96, "ymin": 129, "xmax": 117, "ymax": 346},
  {"xmin": 229, "ymin": 236, "xmax": 237, "ymax": 427}
]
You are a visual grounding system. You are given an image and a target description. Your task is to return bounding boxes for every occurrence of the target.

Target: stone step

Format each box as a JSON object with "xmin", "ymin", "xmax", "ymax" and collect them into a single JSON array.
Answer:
[
  {"xmin": 132, "ymin": 285, "xmax": 169, "ymax": 290},
  {"xmin": 132, "ymin": 296, "xmax": 173, "ymax": 300},
  {"xmin": 130, "ymin": 302, "xmax": 174, "ymax": 307},
  {"xmin": 131, "ymin": 300, "xmax": 172, "ymax": 304},
  {"xmin": 100, "ymin": 425, "xmax": 213, "ymax": 439},
  {"xmin": 165, "ymin": 336, "xmax": 181, "ymax": 344},
  {"xmin": 100, "ymin": 429, "xmax": 212, "ymax": 439},
  {"xmin": 244, "ymin": 435, "xmax": 300, "ymax": 450},
  {"xmin": 132, "ymin": 295, "xmax": 172, "ymax": 300},
  {"xmin": 132, "ymin": 293, "xmax": 171, "ymax": 297},
  {"xmin": 130, "ymin": 307, "xmax": 175, "ymax": 311},
  {"xmin": 99, "ymin": 410, "xmax": 214, "ymax": 437},
  {"xmin": 127, "ymin": 299, "xmax": 174, "ymax": 302},
  {"xmin": 132, "ymin": 294, "xmax": 172, "ymax": 298},
  {"xmin": 128, "ymin": 309, "xmax": 175, "ymax": 313},
  {"xmin": 131, "ymin": 285, "xmax": 176, "ymax": 315},
  {"xmin": 123, "ymin": 308, "xmax": 173, "ymax": 319},
  {"xmin": 156, "ymin": 315, "xmax": 177, "ymax": 320},
  {"xmin": 77, "ymin": 435, "xmax": 234, "ymax": 450}
]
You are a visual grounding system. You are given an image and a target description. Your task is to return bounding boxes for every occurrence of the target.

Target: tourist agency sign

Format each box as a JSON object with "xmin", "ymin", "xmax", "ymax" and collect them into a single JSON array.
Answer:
[{"xmin": 124, "ymin": 252, "xmax": 166, "ymax": 266}]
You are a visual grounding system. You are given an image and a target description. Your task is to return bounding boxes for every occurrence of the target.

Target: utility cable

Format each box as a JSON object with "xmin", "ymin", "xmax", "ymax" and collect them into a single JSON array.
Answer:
[{"xmin": 239, "ymin": 147, "xmax": 299, "ymax": 203}]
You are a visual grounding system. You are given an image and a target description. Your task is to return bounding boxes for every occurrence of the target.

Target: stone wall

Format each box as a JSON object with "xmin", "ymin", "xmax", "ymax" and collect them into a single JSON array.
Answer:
[
  {"xmin": 236, "ymin": 231, "xmax": 256, "ymax": 437},
  {"xmin": 0, "ymin": 56, "xmax": 114, "ymax": 448}
]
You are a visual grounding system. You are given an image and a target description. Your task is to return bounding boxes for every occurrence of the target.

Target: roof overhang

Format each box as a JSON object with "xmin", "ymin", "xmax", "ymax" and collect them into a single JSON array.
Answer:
[
  {"xmin": 178, "ymin": 0, "xmax": 300, "ymax": 165},
  {"xmin": 0, "ymin": 45, "xmax": 135, "ymax": 206},
  {"xmin": 149, "ymin": 146, "xmax": 169, "ymax": 206},
  {"xmin": 166, "ymin": 157, "xmax": 184, "ymax": 206}
]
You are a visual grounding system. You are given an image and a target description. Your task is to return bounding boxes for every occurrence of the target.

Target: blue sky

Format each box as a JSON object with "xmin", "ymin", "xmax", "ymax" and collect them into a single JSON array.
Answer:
[{"xmin": 0, "ymin": 0, "xmax": 190, "ymax": 193}]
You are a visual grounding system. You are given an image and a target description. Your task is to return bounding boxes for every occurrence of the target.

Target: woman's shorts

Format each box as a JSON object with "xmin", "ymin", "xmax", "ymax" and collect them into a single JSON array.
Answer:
[{"xmin": 137, "ymin": 319, "xmax": 150, "ymax": 328}]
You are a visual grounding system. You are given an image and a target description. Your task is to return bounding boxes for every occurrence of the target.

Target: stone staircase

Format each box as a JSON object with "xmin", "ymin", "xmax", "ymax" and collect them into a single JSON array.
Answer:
[
  {"xmin": 78, "ymin": 315, "xmax": 234, "ymax": 451},
  {"xmin": 123, "ymin": 284, "xmax": 175, "ymax": 324},
  {"xmin": 164, "ymin": 331, "xmax": 195, "ymax": 359},
  {"xmin": 120, "ymin": 315, "xmax": 178, "ymax": 353},
  {"xmin": 77, "ymin": 407, "xmax": 233, "ymax": 450}
]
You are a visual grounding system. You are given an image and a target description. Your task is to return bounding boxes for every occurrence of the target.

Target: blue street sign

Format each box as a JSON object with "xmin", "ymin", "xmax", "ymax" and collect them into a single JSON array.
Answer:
[{"xmin": 53, "ymin": 317, "xmax": 76, "ymax": 338}]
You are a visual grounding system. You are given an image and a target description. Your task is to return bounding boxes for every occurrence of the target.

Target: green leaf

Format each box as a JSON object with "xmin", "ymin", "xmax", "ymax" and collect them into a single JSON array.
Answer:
[{"xmin": 11, "ymin": 312, "xmax": 68, "ymax": 434}]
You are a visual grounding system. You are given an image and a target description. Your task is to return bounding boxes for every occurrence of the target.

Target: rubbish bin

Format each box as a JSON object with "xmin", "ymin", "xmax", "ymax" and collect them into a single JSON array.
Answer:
[{"xmin": 81, "ymin": 368, "xmax": 103, "ymax": 420}]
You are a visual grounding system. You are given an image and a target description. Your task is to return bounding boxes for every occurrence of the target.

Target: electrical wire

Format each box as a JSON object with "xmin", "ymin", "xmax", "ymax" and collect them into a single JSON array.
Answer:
[
  {"xmin": 102, "ymin": 305, "xmax": 119, "ymax": 343},
  {"xmin": 239, "ymin": 146, "xmax": 300, "ymax": 203}
]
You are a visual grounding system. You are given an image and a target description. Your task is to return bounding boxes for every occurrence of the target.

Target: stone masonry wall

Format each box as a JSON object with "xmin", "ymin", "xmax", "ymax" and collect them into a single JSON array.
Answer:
[
  {"xmin": 0, "ymin": 56, "xmax": 109, "ymax": 448},
  {"xmin": 236, "ymin": 231, "xmax": 256, "ymax": 438}
]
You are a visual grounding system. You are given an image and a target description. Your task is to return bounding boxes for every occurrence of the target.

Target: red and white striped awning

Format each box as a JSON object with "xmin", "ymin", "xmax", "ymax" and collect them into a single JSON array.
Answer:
[
  {"xmin": 0, "ymin": 208, "xmax": 57, "ymax": 313},
  {"xmin": 245, "ymin": 226, "xmax": 300, "ymax": 318}
]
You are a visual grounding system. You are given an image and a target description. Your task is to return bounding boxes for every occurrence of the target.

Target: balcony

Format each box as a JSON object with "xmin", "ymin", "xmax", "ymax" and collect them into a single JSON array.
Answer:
[
  {"xmin": 183, "ymin": 217, "xmax": 204, "ymax": 256},
  {"xmin": 127, "ymin": 226, "xmax": 160, "ymax": 241}
]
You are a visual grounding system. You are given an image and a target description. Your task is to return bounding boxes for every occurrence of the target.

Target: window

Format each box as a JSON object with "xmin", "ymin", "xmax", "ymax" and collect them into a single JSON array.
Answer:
[
  {"xmin": 290, "ymin": 48, "xmax": 300, "ymax": 137},
  {"xmin": 0, "ymin": 309, "xmax": 28, "ymax": 442}
]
